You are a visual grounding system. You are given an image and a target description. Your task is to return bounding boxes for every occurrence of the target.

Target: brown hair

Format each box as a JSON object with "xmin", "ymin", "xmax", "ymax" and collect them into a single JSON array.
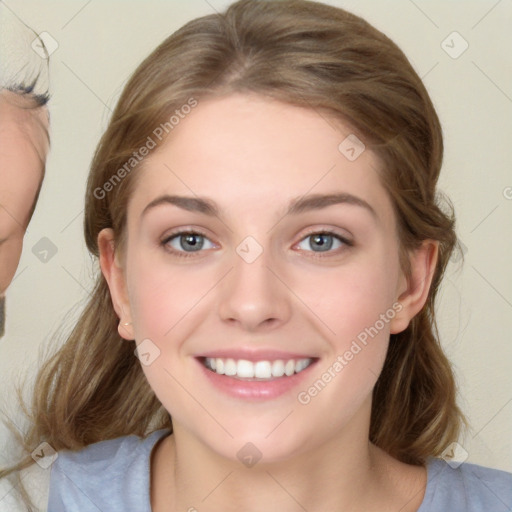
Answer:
[{"xmin": 1, "ymin": 0, "xmax": 469, "ymax": 508}]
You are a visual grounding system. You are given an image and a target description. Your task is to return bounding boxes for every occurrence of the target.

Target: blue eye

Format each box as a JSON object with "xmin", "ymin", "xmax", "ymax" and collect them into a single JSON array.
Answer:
[
  {"xmin": 296, "ymin": 231, "xmax": 352, "ymax": 254},
  {"xmin": 161, "ymin": 229, "xmax": 352, "ymax": 259},
  {"xmin": 163, "ymin": 231, "xmax": 215, "ymax": 257}
]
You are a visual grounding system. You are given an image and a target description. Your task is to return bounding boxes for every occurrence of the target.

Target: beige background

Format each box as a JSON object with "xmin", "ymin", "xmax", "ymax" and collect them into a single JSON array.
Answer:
[{"xmin": 1, "ymin": 0, "xmax": 511, "ymax": 477}]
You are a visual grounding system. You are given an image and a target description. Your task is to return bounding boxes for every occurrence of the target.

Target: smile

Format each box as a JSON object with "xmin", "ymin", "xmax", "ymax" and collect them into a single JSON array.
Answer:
[{"xmin": 201, "ymin": 357, "xmax": 314, "ymax": 380}]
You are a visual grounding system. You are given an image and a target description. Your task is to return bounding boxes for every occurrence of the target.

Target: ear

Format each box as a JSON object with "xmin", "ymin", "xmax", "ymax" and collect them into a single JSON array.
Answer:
[
  {"xmin": 98, "ymin": 228, "xmax": 134, "ymax": 340},
  {"xmin": 389, "ymin": 239, "xmax": 439, "ymax": 334}
]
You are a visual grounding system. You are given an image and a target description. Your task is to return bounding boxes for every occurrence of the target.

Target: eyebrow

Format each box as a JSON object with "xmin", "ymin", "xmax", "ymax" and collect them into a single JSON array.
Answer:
[{"xmin": 141, "ymin": 192, "xmax": 378, "ymax": 222}]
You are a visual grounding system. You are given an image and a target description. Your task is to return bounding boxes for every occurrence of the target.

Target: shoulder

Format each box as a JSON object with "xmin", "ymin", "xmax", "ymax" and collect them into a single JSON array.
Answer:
[
  {"xmin": 47, "ymin": 428, "xmax": 170, "ymax": 512},
  {"xmin": 420, "ymin": 457, "xmax": 512, "ymax": 512}
]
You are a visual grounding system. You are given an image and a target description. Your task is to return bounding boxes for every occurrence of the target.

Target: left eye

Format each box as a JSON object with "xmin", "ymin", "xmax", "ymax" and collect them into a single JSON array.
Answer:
[{"xmin": 296, "ymin": 232, "xmax": 349, "ymax": 253}]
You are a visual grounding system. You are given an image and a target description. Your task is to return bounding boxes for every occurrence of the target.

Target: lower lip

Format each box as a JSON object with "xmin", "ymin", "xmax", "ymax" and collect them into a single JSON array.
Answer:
[{"xmin": 195, "ymin": 357, "xmax": 318, "ymax": 400}]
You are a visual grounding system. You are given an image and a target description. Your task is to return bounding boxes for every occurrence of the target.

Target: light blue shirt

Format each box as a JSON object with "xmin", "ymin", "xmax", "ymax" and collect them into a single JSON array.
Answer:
[{"xmin": 47, "ymin": 428, "xmax": 512, "ymax": 511}]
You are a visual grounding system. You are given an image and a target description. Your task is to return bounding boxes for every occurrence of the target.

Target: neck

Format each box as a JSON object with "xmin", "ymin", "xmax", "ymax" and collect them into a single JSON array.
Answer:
[
  {"xmin": 171, "ymin": 436, "xmax": 377, "ymax": 511},
  {"xmin": 151, "ymin": 399, "xmax": 425, "ymax": 512}
]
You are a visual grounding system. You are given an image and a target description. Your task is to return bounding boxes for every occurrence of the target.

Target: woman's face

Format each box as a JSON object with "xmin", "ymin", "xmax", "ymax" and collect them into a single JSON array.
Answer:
[
  {"xmin": 100, "ymin": 93, "xmax": 436, "ymax": 463},
  {"xmin": 0, "ymin": 91, "xmax": 48, "ymax": 296}
]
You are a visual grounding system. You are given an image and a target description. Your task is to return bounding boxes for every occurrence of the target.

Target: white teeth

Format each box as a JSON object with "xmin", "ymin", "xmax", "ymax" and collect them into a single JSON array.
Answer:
[
  {"xmin": 295, "ymin": 359, "xmax": 309, "ymax": 372},
  {"xmin": 254, "ymin": 361, "xmax": 272, "ymax": 378},
  {"xmin": 237, "ymin": 360, "xmax": 255, "ymax": 378},
  {"xmin": 284, "ymin": 360, "xmax": 295, "ymax": 376},
  {"xmin": 224, "ymin": 359, "xmax": 236, "ymax": 376},
  {"xmin": 204, "ymin": 357, "xmax": 313, "ymax": 379},
  {"xmin": 272, "ymin": 360, "xmax": 285, "ymax": 377}
]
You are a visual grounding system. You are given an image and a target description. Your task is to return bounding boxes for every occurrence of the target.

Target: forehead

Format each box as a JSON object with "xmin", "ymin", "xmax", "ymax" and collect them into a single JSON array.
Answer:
[
  {"xmin": 0, "ymin": 92, "xmax": 47, "ymax": 230},
  {"xmin": 0, "ymin": 92, "xmax": 49, "ymax": 172},
  {"xmin": 128, "ymin": 93, "xmax": 394, "ymax": 228}
]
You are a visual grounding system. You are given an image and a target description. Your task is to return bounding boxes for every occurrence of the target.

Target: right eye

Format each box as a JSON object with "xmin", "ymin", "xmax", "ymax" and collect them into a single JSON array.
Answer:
[{"xmin": 161, "ymin": 230, "xmax": 216, "ymax": 258}]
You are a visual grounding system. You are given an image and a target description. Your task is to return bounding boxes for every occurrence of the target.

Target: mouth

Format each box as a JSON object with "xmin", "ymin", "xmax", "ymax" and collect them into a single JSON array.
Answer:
[
  {"xmin": 197, "ymin": 356, "xmax": 318, "ymax": 381},
  {"xmin": 194, "ymin": 348, "xmax": 320, "ymax": 400}
]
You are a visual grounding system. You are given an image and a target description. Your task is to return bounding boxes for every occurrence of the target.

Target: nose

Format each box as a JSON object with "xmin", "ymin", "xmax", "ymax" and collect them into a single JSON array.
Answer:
[{"xmin": 217, "ymin": 245, "xmax": 292, "ymax": 332}]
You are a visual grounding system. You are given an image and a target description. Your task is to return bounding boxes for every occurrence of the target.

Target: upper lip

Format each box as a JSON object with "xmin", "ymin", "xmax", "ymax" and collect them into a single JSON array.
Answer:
[{"xmin": 196, "ymin": 349, "xmax": 317, "ymax": 362}]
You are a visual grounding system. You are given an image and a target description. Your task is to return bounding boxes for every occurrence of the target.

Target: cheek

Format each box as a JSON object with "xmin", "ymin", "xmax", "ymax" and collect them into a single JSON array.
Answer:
[
  {"xmin": 126, "ymin": 250, "xmax": 216, "ymax": 340},
  {"xmin": 125, "ymin": 253, "xmax": 207, "ymax": 418},
  {"xmin": 297, "ymin": 253, "xmax": 400, "ymax": 343},
  {"xmin": 294, "ymin": 251, "xmax": 400, "ymax": 398},
  {"xmin": 293, "ymin": 265, "xmax": 399, "ymax": 429}
]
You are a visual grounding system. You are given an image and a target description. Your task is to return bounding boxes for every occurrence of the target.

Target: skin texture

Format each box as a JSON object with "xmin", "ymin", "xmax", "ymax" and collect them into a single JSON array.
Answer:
[
  {"xmin": 0, "ymin": 89, "xmax": 49, "ymax": 296},
  {"xmin": 99, "ymin": 93, "xmax": 438, "ymax": 511}
]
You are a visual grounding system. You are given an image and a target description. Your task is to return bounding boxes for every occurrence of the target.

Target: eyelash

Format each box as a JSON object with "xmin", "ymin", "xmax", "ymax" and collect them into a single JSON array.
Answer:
[{"xmin": 161, "ymin": 228, "xmax": 353, "ymax": 259}]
